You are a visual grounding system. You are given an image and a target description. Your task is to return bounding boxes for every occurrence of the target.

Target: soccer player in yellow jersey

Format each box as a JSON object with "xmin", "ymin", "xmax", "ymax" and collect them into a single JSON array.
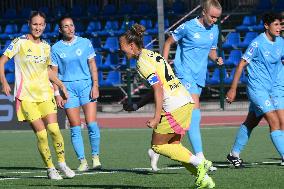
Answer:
[
  {"xmin": 0, "ymin": 11, "xmax": 75, "ymax": 180},
  {"xmin": 119, "ymin": 24, "xmax": 215, "ymax": 188}
]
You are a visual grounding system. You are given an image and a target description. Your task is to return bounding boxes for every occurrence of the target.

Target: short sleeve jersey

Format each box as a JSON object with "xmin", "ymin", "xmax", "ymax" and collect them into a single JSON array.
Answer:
[
  {"xmin": 4, "ymin": 35, "xmax": 53, "ymax": 102},
  {"xmin": 172, "ymin": 17, "xmax": 219, "ymax": 87},
  {"xmin": 242, "ymin": 33, "xmax": 284, "ymax": 91},
  {"xmin": 136, "ymin": 49, "xmax": 194, "ymax": 112},
  {"xmin": 51, "ymin": 36, "xmax": 96, "ymax": 81}
]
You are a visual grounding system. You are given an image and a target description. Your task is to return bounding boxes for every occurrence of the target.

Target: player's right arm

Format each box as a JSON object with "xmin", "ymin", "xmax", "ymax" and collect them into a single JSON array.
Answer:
[
  {"xmin": 226, "ymin": 59, "xmax": 248, "ymax": 103},
  {"xmin": 0, "ymin": 55, "xmax": 11, "ymax": 96},
  {"xmin": 163, "ymin": 35, "xmax": 175, "ymax": 62}
]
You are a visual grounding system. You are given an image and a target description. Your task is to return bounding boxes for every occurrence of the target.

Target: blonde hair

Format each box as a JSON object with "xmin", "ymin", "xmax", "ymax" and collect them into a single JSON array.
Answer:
[
  {"xmin": 121, "ymin": 23, "xmax": 146, "ymax": 49},
  {"xmin": 201, "ymin": 0, "xmax": 222, "ymax": 12}
]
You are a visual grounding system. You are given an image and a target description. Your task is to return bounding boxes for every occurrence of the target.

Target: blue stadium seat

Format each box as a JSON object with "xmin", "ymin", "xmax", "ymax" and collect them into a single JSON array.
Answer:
[
  {"xmin": 6, "ymin": 72, "xmax": 15, "ymax": 84},
  {"xmin": 100, "ymin": 53, "xmax": 119, "ymax": 70},
  {"xmin": 225, "ymin": 50, "xmax": 242, "ymax": 67},
  {"xmin": 39, "ymin": 6, "xmax": 50, "ymax": 16},
  {"xmin": 236, "ymin": 16, "xmax": 257, "ymax": 32},
  {"xmin": 222, "ymin": 32, "xmax": 240, "ymax": 49},
  {"xmin": 167, "ymin": 1, "xmax": 186, "ymax": 15},
  {"xmin": 207, "ymin": 67, "xmax": 228, "ymax": 85},
  {"xmin": 148, "ymin": 19, "xmax": 170, "ymax": 34},
  {"xmin": 2, "ymin": 40, "xmax": 12, "ymax": 53},
  {"xmin": 139, "ymin": 19, "xmax": 153, "ymax": 29},
  {"xmin": 118, "ymin": 4, "xmax": 134, "ymax": 15},
  {"xmin": 118, "ymin": 20, "xmax": 135, "ymax": 34},
  {"xmin": 86, "ymin": 21, "xmax": 102, "ymax": 37},
  {"xmin": 121, "ymin": 56, "xmax": 137, "ymax": 69},
  {"xmin": 98, "ymin": 71, "xmax": 105, "ymax": 86},
  {"xmin": 102, "ymin": 4, "xmax": 116, "ymax": 16},
  {"xmin": 0, "ymin": 24, "xmax": 18, "ymax": 39},
  {"xmin": 136, "ymin": 3, "xmax": 152, "ymax": 15},
  {"xmin": 143, "ymin": 35, "xmax": 153, "ymax": 50},
  {"xmin": 103, "ymin": 71, "xmax": 121, "ymax": 86},
  {"xmin": 19, "ymin": 24, "xmax": 29, "ymax": 34},
  {"xmin": 251, "ymin": 20, "xmax": 264, "ymax": 31},
  {"xmin": 70, "ymin": 4, "xmax": 83, "ymax": 17},
  {"xmin": 4, "ymin": 58, "xmax": 15, "ymax": 73},
  {"xmin": 95, "ymin": 54, "xmax": 103, "ymax": 68},
  {"xmin": 3, "ymin": 8, "xmax": 17, "ymax": 19},
  {"xmin": 44, "ymin": 23, "xmax": 51, "ymax": 33},
  {"xmin": 238, "ymin": 32, "xmax": 258, "ymax": 48},
  {"xmin": 223, "ymin": 68, "xmax": 247, "ymax": 85},
  {"xmin": 103, "ymin": 37, "xmax": 119, "ymax": 52},
  {"xmin": 87, "ymin": 5, "xmax": 100, "ymax": 17},
  {"xmin": 74, "ymin": 21, "xmax": 85, "ymax": 36},
  {"xmin": 274, "ymin": 0, "xmax": 284, "ymax": 12},
  {"xmin": 92, "ymin": 37, "xmax": 102, "ymax": 51},
  {"xmin": 21, "ymin": 7, "xmax": 32, "ymax": 18},
  {"xmin": 53, "ymin": 6, "xmax": 66, "ymax": 17},
  {"xmin": 99, "ymin": 20, "xmax": 119, "ymax": 36}
]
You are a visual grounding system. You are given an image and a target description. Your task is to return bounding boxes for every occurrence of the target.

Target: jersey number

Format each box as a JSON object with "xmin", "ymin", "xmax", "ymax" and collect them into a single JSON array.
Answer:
[{"xmin": 156, "ymin": 55, "xmax": 174, "ymax": 82}]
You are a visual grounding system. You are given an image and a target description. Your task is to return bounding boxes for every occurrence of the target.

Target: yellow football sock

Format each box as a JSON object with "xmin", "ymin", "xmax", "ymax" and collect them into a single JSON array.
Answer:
[
  {"xmin": 36, "ymin": 129, "xmax": 54, "ymax": 168},
  {"xmin": 152, "ymin": 143, "xmax": 192, "ymax": 163},
  {"xmin": 47, "ymin": 123, "xmax": 65, "ymax": 163}
]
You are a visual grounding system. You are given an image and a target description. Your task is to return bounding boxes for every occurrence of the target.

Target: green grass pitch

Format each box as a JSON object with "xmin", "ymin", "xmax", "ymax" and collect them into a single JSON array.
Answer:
[{"xmin": 0, "ymin": 126, "xmax": 282, "ymax": 188}]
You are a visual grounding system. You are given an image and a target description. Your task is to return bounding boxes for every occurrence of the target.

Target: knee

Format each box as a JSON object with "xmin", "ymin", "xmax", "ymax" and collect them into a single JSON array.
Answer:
[
  {"xmin": 47, "ymin": 123, "xmax": 61, "ymax": 136},
  {"xmin": 36, "ymin": 129, "xmax": 48, "ymax": 142}
]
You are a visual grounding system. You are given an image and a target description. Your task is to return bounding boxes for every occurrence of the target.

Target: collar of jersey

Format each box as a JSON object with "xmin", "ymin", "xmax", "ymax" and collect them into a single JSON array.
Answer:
[
  {"xmin": 262, "ymin": 32, "xmax": 275, "ymax": 45},
  {"xmin": 195, "ymin": 17, "xmax": 206, "ymax": 29},
  {"xmin": 61, "ymin": 36, "xmax": 78, "ymax": 46}
]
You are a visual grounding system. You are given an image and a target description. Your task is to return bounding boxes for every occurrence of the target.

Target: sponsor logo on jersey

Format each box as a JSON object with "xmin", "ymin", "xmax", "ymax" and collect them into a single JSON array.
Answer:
[{"xmin": 193, "ymin": 33, "xmax": 200, "ymax": 39}]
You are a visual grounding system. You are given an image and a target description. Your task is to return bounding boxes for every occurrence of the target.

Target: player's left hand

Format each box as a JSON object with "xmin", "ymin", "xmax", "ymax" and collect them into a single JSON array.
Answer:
[
  {"xmin": 216, "ymin": 57, "xmax": 224, "ymax": 66},
  {"xmin": 60, "ymin": 85, "xmax": 69, "ymax": 100},
  {"xmin": 146, "ymin": 118, "xmax": 159, "ymax": 129},
  {"xmin": 91, "ymin": 85, "xmax": 99, "ymax": 99}
]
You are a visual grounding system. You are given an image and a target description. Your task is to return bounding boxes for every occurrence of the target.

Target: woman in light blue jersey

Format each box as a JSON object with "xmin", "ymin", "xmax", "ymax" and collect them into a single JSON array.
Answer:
[
  {"xmin": 51, "ymin": 16, "xmax": 101, "ymax": 171},
  {"xmin": 226, "ymin": 12, "xmax": 284, "ymax": 168},
  {"xmin": 153, "ymin": 0, "xmax": 222, "ymax": 171}
]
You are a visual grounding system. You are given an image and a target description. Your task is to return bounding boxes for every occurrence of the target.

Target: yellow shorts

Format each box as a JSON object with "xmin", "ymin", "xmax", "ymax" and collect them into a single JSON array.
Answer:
[
  {"xmin": 16, "ymin": 98, "xmax": 57, "ymax": 122},
  {"xmin": 154, "ymin": 103, "xmax": 194, "ymax": 135}
]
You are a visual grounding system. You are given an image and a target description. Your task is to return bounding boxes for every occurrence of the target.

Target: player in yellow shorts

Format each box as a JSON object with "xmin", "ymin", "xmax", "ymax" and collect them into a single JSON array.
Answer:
[
  {"xmin": 119, "ymin": 23, "xmax": 215, "ymax": 188},
  {"xmin": 0, "ymin": 11, "xmax": 75, "ymax": 180}
]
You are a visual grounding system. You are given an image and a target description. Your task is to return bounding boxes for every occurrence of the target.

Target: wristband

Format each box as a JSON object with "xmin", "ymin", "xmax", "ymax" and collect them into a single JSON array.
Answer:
[{"xmin": 54, "ymin": 90, "xmax": 60, "ymax": 96}]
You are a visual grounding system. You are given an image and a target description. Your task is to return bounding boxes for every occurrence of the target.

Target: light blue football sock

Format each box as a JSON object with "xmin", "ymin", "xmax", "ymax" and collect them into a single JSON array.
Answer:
[
  {"xmin": 270, "ymin": 130, "xmax": 284, "ymax": 157},
  {"xmin": 87, "ymin": 122, "xmax": 101, "ymax": 156},
  {"xmin": 70, "ymin": 126, "xmax": 85, "ymax": 160},
  {"xmin": 187, "ymin": 109, "xmax": 202, "ymax": 154},
  {"xmin": 231, "ymin": 124, "xmax": 252, "ymax": 157}
]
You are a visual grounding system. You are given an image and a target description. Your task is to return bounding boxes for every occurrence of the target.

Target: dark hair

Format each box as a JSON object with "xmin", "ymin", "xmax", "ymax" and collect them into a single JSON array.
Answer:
[
  {"xmin": 262, "ymin": 12, "xmax": 282, "ymax": 25},
  {"xmin": 57, "ymin": 15, "xmax": 73, "ymax": 40},
  {"xmin": 29, "ymin": 11, "xmax": 46, "ymax": 22},
  {"xmin": 121, "ymin": 23, "xmax": 146, "ymax": 49},
  {"xmin": 58, "ymin": 15, "xmax": 73, "ymax": 28}
]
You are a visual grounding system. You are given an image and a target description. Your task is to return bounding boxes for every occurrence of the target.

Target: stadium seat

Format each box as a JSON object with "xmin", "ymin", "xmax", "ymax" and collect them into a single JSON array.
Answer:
[
  {"xmin": 143, "ymin": 35, "xmax": 153, "ymax": 50},
  {"xmin": 2, "ymin": 40, "xmax": 12, "ymax": 53},
  {"xmin": 207, "ymin": 67, "xmax": 228, "ymax": 85},
  {"xmin": 39, "ymin": 6, "xmax": 50, "ymax": 16},
  {"xmin": 118, "ymin": 4, "xmax": 134, "ymax": 15},
  {"xmin": 95, "ymin": 54, "xmax": 103, "ymax": 68},
  {"xmin": 139, "ymin": 19, "xmax": 153, "ymax": 29},
  {"xmin": 92, "ymin": 37, "xmax": 102, "ymax": 51},
  {"xmin": 148, "ymin": 19, "xmax": 170, "ymax": 34},
  {"xmin": 222, "ymin": 32, "xmax": 240, "ymax": 49},
  {"xmin": 6, "ymin": 72, "xmax": 15, "ymax": 84},
  {"xmin": 99, "ymin": 20, "xmax": 119, "ymax": 36},
  {"xmin": 118, "ymin": 20, "xmax": 135, "ymax": 34},
  {"xmin": 102, "ymin": 4, "xmax": 116, "ymax": 16},
  {"xmin": 98, "ymin": 71, "xmax": 105, "ymax": 86},
  {"xmin": 74, "ymin": 21, "xmax": 85, "ymax": 36},
  {"xmin": 20, "ymin": 7, "xmax": 32, "ymax": 18},
  {"xmin": 251, "ymin": 20, "xmax": 264, "ymax": 31},
  {"xmin": 53, "ymin": 6, "xmax": 66, "ymax": 17},
  {"xmin": 4, "ymin": 58, "xmax": 15, "ymax": 73},
  {"xmin": 86, "ymin": 21, "xmax": 102, "ymax": 33},
  {"xmin": 121, "ymin": 56, "xmax": 137, "ymax": 69},
  {"xmin": 3, "ymin": 8, "xmax": 17, "ymax": 19},
  {"xmin": 70, "ymin": 4, "xmax": 83, "ymax": 17},
  {"xmin": 87, "ymin": 5, "xmax": 100, "ymax": 17},
  {"xmin": 19, "ymin": 24, "xmax": 30, "ymax": 34},
  {"xmin": 235, "ymin": 16, "xmax": 257, "ymax": 32},
  {"xmin": 238, "ymin": 32, "xmax": 258, "ymax": 48},
  {"xmin": 224, "ymin": 50, "xmax": 242, "ymax": 67},
  {"xmin": 0, "ymin": 24, "xmax": 18, "ymax": 39},
  {"xmin": 100, "ymin": 53, "xmax": 119, "ymax": 70},
  {"xmin": 103, "ymin": 37, "xmax": 119, "ymax": 52},
  {"xmin": 103, "ymin": 71, "xmax": 121, "ymax": 86}
]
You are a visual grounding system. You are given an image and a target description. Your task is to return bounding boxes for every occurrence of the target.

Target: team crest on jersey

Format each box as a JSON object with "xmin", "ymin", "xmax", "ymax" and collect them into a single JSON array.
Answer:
[
  {"xmin": 193, "ymin": 33, "xmax": 200, "ymax": 39},
  {"xmin": 60, "ymin": 53, "xmax": 66, "ymax": 58},
  {"xmin": 209, "ymin": 33, "xmax": 214, "ymax": 39},
  {"xmin": 265, "ymin": 100, "xmax": 271, "ymax": 106},
  {"xmin": 76, "ymin": 49, "xmax": 82, "ymax": 56}
]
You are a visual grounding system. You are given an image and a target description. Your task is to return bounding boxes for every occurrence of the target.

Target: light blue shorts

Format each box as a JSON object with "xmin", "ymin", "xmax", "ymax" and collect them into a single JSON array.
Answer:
[
  {"xmin": 247, "ymin": 87, "xmax": 275, "ymax": 117},
  {"xmin": 271, "ymin": 85, "xmax": 284, "ymax": 110},
  {"xmin": 63, "ymin": 79, "xmax": 97, "ymax": 109},
  {"xmin": 180, "ymin": 78, "xmax": 203, "ymax": 95}
]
